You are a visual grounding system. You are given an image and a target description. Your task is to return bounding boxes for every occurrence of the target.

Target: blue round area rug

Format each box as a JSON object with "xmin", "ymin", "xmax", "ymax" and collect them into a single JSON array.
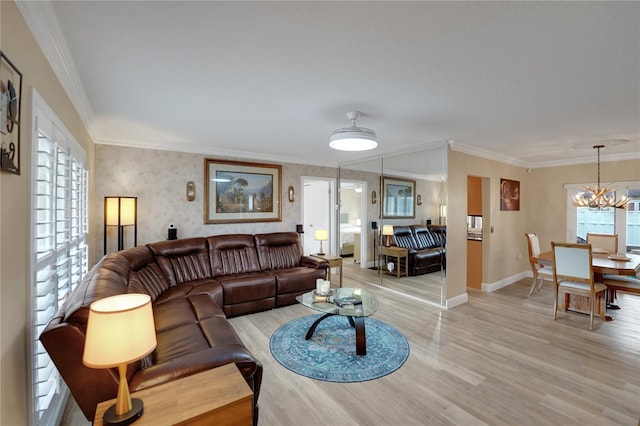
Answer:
[{"xmin": 270, "ymin": 314, "xmax": 409, "ymax": 382}]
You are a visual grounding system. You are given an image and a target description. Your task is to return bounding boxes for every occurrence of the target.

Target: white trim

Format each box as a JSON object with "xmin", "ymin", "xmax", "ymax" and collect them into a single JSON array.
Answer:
[
  {"xmin": 482, "ymin": 271, "xmax": 530, "ymax": 292},
  {"xmin": 445, "ymin": 292, "xmax": 468, "ymax": 309},
  {"xmin": 15, "ymin": 1, "xmax": 96, "ymax": 138}
]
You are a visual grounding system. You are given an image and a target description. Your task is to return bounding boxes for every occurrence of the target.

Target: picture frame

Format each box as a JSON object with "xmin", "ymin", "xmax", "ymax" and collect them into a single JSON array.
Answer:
[
  {"xmin": 205, "ymin": 159, "xmax": 282, "ymax": 224},
  {"xmin": 382, "ymin": 176, "xmax": 415, "ymax": 218},
  {"xmin": 0, "ymin": 51, "xmax": 22, "ymax": 175},
  {"xmin": 500, "ymin": 178, "xmax": 520, "ymax": 211}
]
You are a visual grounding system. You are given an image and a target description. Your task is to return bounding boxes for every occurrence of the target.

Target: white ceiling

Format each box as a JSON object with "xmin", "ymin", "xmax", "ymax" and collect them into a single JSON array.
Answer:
[{"xmin": 19, "ymin": 1, "xmax": 640, "ymax": 168}]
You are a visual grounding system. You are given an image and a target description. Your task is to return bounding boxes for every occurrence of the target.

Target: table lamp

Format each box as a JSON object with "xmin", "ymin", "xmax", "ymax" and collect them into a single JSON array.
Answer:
[
  {"xmin": 314, "ymin": 228, "xmax": 328, "ymax": 255},
  {"xmin": 382, "ymin": 224, "xmax": 394, "ymax": 247},
  {"xmin": 83, "ymin": 294, "xmax": 157, "ymax": 425}
]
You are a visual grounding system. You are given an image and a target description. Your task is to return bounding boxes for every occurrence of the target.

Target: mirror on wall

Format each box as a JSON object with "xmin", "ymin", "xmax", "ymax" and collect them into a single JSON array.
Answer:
[{"xmin": 338, "ymin": 144, "xmax": 447, "ymax": 307}]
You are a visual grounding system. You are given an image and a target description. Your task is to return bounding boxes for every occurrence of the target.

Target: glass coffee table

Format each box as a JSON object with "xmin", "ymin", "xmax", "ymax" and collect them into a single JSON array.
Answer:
[{"xmin": 296, "ymin": 287, "xmax": 378, "ymax": 355}]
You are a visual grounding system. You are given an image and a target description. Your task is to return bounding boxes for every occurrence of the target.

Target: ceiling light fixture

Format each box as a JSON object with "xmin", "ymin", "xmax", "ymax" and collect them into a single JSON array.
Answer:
[
  {"xmin": 572, "ymin": 144, "xmax": 629, "ymax": 209},
  {"xmin": 330, "ymin": 111, "xmax": 378, "ymax": 151}
]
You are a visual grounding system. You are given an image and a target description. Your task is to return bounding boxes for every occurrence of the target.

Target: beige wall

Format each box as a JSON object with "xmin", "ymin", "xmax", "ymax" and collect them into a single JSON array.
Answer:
[
  {"xmin": 447, "ymin": 148, "xmax": 639, "ymax": 302},
  {"xmin": 526, "ymin": 158, "xmax": 640, "ymax": 253},
  {"xmin": 0, "ymin": 2, "xmax": 95, "ymax": 424}
]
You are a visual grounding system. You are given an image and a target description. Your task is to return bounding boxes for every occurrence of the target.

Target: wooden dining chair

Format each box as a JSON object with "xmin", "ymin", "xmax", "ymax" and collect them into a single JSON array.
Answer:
[
  {"xmin": 551, "ymin": 242, "xmax": 607, "ymax": 330},
  {"xmin": 587, "ymin": 233, "xmax": 620, "ymax": 304},
  {"xmin": 524, "ymin": 233, "xmax": 554, "ymax": 296},
  {"xmin": 586, "ymin": 233, "xmax": 618, "ymax": 254}
]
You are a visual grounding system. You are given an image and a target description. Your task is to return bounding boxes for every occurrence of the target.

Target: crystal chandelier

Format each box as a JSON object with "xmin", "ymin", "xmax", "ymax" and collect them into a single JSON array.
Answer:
[{"xmin": 572, "ymin": 145, "xmax": 629, "ymax": 209}]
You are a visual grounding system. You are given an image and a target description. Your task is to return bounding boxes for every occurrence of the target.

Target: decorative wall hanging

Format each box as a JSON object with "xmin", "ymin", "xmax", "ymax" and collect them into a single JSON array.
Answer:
[
  {"xmin": 205, "ymin": 158, "xmax": 282, "ymax": 224},
  {"xmin": 500, "ymin": 178, "xmax": 520, "ymax": 211},
  {"xmin": 382, "ymin": 176, "xmax": 416, "ymax": 219},
  {"xmin": 0, "ymin": 51, "xmax": 22, "ymax": 175},
  {"xmin": 288, "ymin": 185, "xmax": 295, "ymax": 202},
  {"xmin": 186, "ymin": 181, "xmax": 196, "ymax": 201},
  {"xmin": 371, "ymin": 190, "xmax": 377, "ymax": 204},
  {"xmin": 416, "ymin": 194, "xmax": 422, "ymax": 206}
]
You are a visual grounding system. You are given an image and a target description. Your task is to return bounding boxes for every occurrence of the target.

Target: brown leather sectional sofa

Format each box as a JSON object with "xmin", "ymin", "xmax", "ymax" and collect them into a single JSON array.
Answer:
[
  {"xmin": 392, "ymin": 225, "xmax": 446, "ymax": 275},
  {"xmin": 40, "ymin": 232, "xmax": 328, "ymax": 424}
]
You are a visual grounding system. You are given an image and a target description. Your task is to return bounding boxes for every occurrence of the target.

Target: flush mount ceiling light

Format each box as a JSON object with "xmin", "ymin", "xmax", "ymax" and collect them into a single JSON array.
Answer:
[
  {"xmin": 330, "ymin": 111, "xmax": 378, "ymax": 151},
  {"xmin": 572, "ymin": 144, "xmax": 629, "ymax": 209}
]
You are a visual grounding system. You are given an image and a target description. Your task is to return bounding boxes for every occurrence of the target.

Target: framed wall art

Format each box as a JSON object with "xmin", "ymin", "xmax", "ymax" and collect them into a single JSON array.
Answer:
[
  {"xmin": 382, "ymin": 176, "xmax": 415, "ymax": 219},
  {"xmin": 205, "ymin": 159, "xmax": 282, "ymax": 224},
  {"xmin": 500, "ymin": 178, "xmax": 520, "ymax": 211},
  {"xmin": 0, "ymin": 51, "xmax": 22, "ymax": 175}
]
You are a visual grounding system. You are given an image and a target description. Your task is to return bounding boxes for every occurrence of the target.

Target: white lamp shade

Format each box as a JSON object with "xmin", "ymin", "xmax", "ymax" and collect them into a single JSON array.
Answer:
[
  {"xmin": 105, "ymin": 197, "xmax": 137, "ymax": 226},
  {"xmin": 83, "ymin": 294, "xmax": 156, "ymax": 368},
  {"xmin": 439, "ymin": 204, "xmax": 447, "ymax": 218},
  {"xmin": 382, "ymin": 224, "xmax": 394, "ymax": 236},
  {"xmin": 314, "ymin": 228, "xmax": 329, "ymax": 241}
]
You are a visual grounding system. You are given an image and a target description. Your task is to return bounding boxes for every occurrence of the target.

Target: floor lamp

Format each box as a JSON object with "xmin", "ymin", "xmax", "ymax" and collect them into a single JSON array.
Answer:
[{"xmin": 371, "ymin": 221, "xmax": 378, "ymax": 269}]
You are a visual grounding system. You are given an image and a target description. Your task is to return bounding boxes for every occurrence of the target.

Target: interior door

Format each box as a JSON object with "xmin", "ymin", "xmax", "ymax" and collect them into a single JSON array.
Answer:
[{"xmin": 303, "ymin": 178, "xmax": 333, "ymax": 256}]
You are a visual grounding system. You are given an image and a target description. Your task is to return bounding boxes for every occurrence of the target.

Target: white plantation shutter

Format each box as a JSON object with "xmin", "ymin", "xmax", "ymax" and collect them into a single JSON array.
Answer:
[{"xmin": 30, "ymin": 92, "xmax": 88, "ymax": 426}]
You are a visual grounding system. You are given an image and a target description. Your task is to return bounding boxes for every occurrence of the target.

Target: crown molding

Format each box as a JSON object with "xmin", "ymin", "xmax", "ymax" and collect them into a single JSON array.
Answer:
[
  {"xmin": 93, "ymin": 137, "xmax": 339, "ymax": 169},
  {"xmin": 449, "ymin": 142, "xmax": 528, "ymax": 168},
  {"xmin": 16, "ymin": 1, "xmax": 97, "ymax": 138}
]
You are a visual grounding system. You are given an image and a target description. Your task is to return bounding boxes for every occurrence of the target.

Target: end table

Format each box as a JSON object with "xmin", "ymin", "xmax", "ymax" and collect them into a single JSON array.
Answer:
[{"xmin": 311, "ymin": 253, "xmax": 343, "ymax": 287}]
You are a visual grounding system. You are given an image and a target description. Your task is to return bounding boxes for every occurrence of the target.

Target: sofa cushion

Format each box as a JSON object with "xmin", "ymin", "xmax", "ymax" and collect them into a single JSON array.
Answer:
[
  {"xmin": 148, "ymin": 238, "xmax": 212, "ymax": 286},
  {"xmin": 412, "ymin": 226, "xmax": 438, "ymax": 250},
  {"xmin": 254, "ymin": 232, "xmax": 303, "ymax": 270},
  {"xmin": 215, "ymin": 273, "xmax": 276, "ymax": 304},
  {"xmin": 207, "ymin": 235, "xmax": 262, "ymax": 276},
  {"xmin": 392, "ymin": 226, "xmax": 418, "ymax": 252}
]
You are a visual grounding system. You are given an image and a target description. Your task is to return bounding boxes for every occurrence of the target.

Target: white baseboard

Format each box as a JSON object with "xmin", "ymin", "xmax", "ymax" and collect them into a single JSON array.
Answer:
[
  {"xmin": 482, "ymin": 271, "xmax": 529, "ymax": 292},
  {"xmin": 445, "ymin": 292, "xmax": 468, "ymax": 309}
]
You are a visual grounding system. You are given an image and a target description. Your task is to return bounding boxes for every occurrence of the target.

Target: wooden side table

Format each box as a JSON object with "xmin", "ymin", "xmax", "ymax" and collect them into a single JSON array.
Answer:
[
  {"xmin": 311, "ymin": 254, "xmax": 343, "ymax": 287},
  {"xmin": 379, "ymin": 246, "xmax": 409, "ymax": 278},
  {"xmin": 94, "ymin": 363, "xmax": 253, "ymax": 426}
]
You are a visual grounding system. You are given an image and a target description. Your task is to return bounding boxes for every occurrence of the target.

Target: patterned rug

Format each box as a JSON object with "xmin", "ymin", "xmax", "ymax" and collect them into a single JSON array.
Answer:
[{"xmin": 269, "ymin": 314, "xmax": 409, "ymax": 382}]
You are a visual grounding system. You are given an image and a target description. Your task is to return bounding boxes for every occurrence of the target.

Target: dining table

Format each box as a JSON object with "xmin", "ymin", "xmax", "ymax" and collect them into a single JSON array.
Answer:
[{"xmin": 534, "ymin": 251, "xmax": 640, "ymax": 320}]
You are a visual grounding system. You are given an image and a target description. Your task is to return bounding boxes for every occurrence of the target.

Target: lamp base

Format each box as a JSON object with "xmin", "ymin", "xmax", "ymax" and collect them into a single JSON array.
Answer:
[{"xmin": 103, "ymin": 398, "xmax": 143, "ymax": 426}]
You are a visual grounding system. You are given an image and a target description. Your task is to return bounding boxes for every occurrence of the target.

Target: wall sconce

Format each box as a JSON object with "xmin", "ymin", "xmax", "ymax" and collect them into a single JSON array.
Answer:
[
  {"xmin": 288, "ymin": 185, "xmax": 295, "ymax": 202},
  {"xmin": 371, "ymin": 190, "xmax": 377, "ymax": 204},
  {"xmin": 314, "ymin": 228, "xmax": 328, "ymax": 256},
  {"xmin": 83, "ymin": 294, "xmax": 157, "ymax": 426},
  {"xmin": 382, "ymin": 224, "xmax": 394, "ymax": 247},
  {"xmin": 186, "ymin": 181, "xmax": 195, "ymax": 201},
  {"xmin": 104, "ymin": 196, "xmax": 137, "ymax": 254},
  {"xmin": 417, "ymin": 194, "xmax": 422, "ymax": 206},
  {"xmin": 439, "ymin": 204, "xmax": 447, "ymax": 226}
]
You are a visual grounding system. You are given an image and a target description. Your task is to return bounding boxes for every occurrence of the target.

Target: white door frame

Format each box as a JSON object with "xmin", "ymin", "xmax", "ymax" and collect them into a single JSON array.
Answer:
[
  {"xmin": 339, "ymin": 179, "xmax": 368, "ymax": 269},
  {"xmin": 301, "ymin": 176, "xmax": 337, "ymax": 255}
]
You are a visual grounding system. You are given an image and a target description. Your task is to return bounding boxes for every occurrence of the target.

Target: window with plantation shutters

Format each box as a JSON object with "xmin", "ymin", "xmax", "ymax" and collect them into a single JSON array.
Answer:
[{"xmin": 30, "ymin": 91, "xmax": 88, "ymax": 426}]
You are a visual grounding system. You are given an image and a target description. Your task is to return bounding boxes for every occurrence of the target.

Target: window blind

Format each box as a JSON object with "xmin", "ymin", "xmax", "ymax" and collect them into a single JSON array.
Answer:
[{"xmin": 30, "ymin": 92, "xmax": 87, "ymax": 426}]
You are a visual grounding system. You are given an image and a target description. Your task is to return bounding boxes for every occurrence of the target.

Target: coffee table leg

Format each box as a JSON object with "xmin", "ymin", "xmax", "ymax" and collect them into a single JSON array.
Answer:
[
  {"xmin": 347, "ymin": 316, "xmax": 355, "ymax": 328},
  {"xmin": 305, "ymin": 313, "xmax": 334, "ymax": 340},
  {"xmin": 353, "ymin": 317, "xmax": 366, "ymax": 355}
]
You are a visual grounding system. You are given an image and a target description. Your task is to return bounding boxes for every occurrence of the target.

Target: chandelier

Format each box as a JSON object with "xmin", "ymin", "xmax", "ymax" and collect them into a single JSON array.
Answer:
[{"xmin": 572, "ymin": 144, "xmax": 629, "ymax": 209}]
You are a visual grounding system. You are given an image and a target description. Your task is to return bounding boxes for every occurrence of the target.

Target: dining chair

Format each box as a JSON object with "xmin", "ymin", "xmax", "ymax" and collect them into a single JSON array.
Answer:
[
  {"xmin": 524, "ymin": 233, "xmax": 554, "ymax": 296},
  {"xmin": 587, "ymin": 233, "xmax": 620, "ymax": 305},
  {"xmin": 586, "ymin": 233, "xmax": 618, "ymax": 254},
  {"xmin": 551, "ymin": 242, "xmax": 607, "ymax": 330}
]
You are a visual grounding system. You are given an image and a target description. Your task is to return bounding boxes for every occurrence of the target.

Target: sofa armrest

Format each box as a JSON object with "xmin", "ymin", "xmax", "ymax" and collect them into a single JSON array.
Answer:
[{"xmin": 300, "ymin": 256, "xmax": 329, "ymax": 269}]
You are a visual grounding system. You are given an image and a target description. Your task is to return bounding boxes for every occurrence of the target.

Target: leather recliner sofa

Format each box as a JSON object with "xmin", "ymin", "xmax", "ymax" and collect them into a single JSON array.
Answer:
[
  {"xmin": 391, "ymin": 225, "xmax": 446, "ymax": 275},
  {"xmin": 40, "ymin": 232, "xmax": 327, "ymax": 425}
]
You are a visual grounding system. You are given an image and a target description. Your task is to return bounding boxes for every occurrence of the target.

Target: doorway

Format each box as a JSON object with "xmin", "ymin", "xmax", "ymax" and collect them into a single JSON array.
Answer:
[
  {"xmin": 302, "ymin": 177, "xmax": 336, "ymax": 256},
  {"xmin": 339, "ymin": 180, "xmax": 367, "ymax": 267}
]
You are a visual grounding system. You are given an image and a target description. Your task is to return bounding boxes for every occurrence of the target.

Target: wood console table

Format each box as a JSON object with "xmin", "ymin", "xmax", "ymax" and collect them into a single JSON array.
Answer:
[{"xmin": 94, "ymin": 363, "xmax": 253, "ymax": 426}]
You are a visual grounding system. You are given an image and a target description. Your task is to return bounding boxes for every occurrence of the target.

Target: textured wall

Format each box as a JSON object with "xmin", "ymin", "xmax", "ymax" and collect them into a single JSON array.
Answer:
[{"xmin": 95, "ymin": 145, "xmax": 338, "ymax": 263}]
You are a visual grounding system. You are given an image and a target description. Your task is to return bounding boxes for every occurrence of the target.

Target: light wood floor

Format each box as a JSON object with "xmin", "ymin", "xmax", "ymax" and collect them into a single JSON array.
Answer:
[
  {"xmin": 341, "ymin": 258, "xmax": 445, "ymax": 305},
  {"xmin": 62, "ymin": 278, "xmax": 640, "ymax": 425}
]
